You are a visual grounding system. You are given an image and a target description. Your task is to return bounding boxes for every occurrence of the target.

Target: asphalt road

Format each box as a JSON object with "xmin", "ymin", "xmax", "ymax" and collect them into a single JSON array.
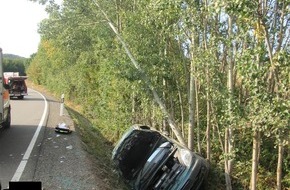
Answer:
[
  {"xmin": 0, "ymin": 89, "xmax": 47, "ymax": 189},
  {"xmin": 0, "ymin": 87, "xmax": 113, "ymax": 190}
]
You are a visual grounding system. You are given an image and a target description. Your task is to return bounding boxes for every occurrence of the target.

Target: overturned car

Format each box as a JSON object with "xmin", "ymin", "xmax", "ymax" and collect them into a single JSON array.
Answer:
[{"xmin": 112, "ymin": 124, "xmax": 209, "ymax": 190}]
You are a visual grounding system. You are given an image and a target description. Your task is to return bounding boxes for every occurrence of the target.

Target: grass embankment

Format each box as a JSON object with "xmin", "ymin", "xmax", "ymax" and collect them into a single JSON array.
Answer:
[{"xmin": 67, "ymin": 107, "xmax": 128, "ymax": 190}]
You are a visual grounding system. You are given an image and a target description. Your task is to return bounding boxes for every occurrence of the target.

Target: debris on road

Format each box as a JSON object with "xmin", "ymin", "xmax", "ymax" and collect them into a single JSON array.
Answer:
[
  {"xmin": 55, "ymin": 122, "xmax": 72, "ymax": 134},
  {"xmin": 66, "ymin": 145, "xmax": 73, "ymax": 150}
]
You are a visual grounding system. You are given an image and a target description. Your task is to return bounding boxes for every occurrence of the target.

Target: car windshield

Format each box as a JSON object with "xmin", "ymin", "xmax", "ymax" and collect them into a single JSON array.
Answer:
[{"xmin": 11, "ymin": 81, "xmax": 24, "ymax": 86}]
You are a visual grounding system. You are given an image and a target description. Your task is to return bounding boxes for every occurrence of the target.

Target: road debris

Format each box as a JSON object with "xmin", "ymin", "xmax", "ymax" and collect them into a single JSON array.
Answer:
[
  {"xmin": 66, "ymin": 145, "xmax": 73, "ymax": 150},
  {"xmin": 55, "ymin": 122, "xmax": 72, "ymax": 134}
]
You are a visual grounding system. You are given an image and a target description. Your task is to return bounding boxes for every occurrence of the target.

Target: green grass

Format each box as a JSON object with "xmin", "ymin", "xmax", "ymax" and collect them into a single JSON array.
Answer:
[{"xmin": 66, "ymin": 107, "xmax": 129, "ymax": 190}]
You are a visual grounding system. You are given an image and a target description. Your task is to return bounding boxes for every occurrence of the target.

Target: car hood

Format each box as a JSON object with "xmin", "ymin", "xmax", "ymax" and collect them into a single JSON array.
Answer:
[{"xmin": 112, "ymin": 125, "xmax": 167, "ymax": 180}]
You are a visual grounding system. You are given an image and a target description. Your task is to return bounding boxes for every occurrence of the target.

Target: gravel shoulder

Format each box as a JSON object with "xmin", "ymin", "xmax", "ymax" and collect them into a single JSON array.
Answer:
[{"xmin": 32, "ymin": 93, "xmax": 112, "ymax": 190}]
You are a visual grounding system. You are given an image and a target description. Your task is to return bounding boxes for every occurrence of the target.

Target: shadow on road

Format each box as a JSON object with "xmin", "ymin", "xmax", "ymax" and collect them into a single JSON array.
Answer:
[{"xmin": 10, "ymin": 97, "xmax": 59, "ymax": 103}]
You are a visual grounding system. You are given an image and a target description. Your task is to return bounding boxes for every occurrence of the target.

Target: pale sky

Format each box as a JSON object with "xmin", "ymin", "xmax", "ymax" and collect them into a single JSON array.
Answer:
[{"xmin": 0, "ymin": 0, "xmax": 48, "ymax": 58}]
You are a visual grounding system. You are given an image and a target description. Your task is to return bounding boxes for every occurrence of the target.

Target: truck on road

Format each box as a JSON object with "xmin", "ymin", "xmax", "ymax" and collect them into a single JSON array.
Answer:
[
  {"xmin": 0, "ymin": 48, "xmax": 11, "ymax": 128},
  {"xmin": 4, "ymin": 72, "xmax": 28, "ymax": 99}
]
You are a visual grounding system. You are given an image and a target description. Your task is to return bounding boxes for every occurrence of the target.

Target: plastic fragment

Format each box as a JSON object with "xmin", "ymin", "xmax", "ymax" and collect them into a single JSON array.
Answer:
[{"xmin": 55, "ymin": 122, "xmax": 72, "ymax": 134}]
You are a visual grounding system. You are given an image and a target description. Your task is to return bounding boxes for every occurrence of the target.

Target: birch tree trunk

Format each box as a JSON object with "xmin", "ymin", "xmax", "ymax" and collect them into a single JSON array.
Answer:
[
  {"xmin": 225, "ymin": 15, "xmax": 234, "ymax": 190},
  {"xmin": 276, "ymin": 135, "xmax": 284, "ymax": 190},
  {"xmin": 162, "ymin": 78, "xmax": 168, "ymax": 133},
  {"xmin": 188, "ymin": 53, "xmax": 195, "ymax": 150},
  {"xmin": 227, "ymin": 15, "xmax": 234, "ymax": 175},
  {"xmin": 203, "ymin": 1, "xmax": 211, "ymax": 161},
  {"xmin": 177, "ymin": 81, "xmax": 185, "ymax": 137},
  {"xmin": 195, "ymin": 79, "xmax": 201, "ymax": 154},
  {"xmin": 206, "ymin": 66, "xmax": 211, "ymax": 161},
  {"xmin": 92, "ymin": 0, "xmax": 187, "ymax": 145},
  {"xmin": 250, "ymin": 130, "xmax": 260, "ymax": 190},
  {"xmin": 224, "ymin": 128, "xmax": 232, "ymax": 190}
]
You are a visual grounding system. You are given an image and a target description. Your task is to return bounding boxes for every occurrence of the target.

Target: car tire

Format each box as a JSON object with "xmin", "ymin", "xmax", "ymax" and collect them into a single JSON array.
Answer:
[
  {"xmin": 3, "ymin": 108, "xmax": 11, "ymax": 128},
  {"xmin": 18, "ymin": 95, "xmax": 24, "ymax": 100}
]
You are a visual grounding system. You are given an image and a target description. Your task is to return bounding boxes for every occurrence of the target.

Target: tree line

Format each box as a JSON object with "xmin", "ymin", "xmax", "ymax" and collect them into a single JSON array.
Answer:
[
  {"xmin": 27, "ymin": 0, "xmax": 289, "ymax": 189},
  {"xmin": 3, "ymin": 54, "xmax": 27, "ymax": 75}
]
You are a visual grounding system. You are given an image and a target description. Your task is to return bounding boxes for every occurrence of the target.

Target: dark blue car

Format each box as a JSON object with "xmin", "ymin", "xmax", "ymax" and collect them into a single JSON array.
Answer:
[{"xmin": 112, "ymin": 124, "xmax": 209, "ymax": 190}]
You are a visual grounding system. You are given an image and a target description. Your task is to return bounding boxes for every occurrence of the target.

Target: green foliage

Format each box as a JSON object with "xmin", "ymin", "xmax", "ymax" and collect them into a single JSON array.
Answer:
[
  {"xmin": 3, "ymin": 56, "xmax": 27, "ymax": 75},
  {"xmin": 28, "ymin": 0, "xmax": 289, "ymax": 189}
]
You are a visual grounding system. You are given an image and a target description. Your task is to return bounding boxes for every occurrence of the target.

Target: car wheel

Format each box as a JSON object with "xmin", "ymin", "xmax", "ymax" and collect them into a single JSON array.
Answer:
[
  {"xmin": 3, "ymin": 108, "xmax": 11, "ymax": 128},
  {"xmin": 18, "ymin": 95, "xmax": 24, "ymax": 99}
]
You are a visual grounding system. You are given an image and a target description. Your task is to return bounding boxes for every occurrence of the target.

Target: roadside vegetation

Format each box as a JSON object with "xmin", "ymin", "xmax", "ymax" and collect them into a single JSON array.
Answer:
[
  {"xmin": 66, "ymin": 107, "xmax": 129, "ymax": 190},
  {"xmin": 26, "ymin": 0, "xmax": 289, "ymax": 189}
]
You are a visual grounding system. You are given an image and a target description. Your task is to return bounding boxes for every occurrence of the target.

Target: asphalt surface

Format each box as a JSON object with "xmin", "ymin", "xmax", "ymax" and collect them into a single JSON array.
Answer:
[
  {"xmin": 0, "ymin": 89, "xmax": 47, "ymax": 189},
  {"xmin": 30, "ymin": 91, "xmax": 110, "ymax": 190},
  {"xmin": 1, "ymin": 89, "xmax": 111, "ymax": 190}
]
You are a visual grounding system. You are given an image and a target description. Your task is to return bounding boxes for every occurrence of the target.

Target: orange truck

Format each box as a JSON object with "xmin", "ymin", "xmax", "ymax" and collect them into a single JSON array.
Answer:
[
  {"xmin": 4, "ymin": 72, "xmax": 28, "ymax": 99},
  {"xmin": 0, "ymin": 48, "xmax": 11, "ymax": 128}
]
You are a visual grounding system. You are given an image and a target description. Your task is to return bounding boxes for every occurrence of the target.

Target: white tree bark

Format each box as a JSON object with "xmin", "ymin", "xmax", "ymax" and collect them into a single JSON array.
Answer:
[
  {"xmin": 276, "ymin": 138, "xmax": 284, "ymax": 190},
  {"xmin": 250, "ymin": 130, "xmax": 260, "ymax": 190}
]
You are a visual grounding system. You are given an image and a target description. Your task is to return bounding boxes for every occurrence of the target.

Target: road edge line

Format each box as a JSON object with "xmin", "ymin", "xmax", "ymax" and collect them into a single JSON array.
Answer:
[{"xmin": 11, "ymin": 89, "xmax": 48, "ymax": 181}]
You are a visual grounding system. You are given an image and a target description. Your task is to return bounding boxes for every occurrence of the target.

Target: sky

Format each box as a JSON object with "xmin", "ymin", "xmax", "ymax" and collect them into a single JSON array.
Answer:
[{"xmin": 0, "ymin": 0, "xmax": 48, "ymax": 58}]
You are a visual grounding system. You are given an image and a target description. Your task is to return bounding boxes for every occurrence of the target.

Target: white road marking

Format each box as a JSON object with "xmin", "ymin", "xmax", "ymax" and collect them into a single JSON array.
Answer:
[{"xmin": 11, "ymin": 89, "xmax": 48, "ymax": 181}]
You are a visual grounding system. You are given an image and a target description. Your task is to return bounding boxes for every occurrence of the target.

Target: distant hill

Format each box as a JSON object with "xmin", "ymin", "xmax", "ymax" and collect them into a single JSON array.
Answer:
[
  {"xmin": 2, "ymin": 54, "xmax": 27, "ymax": 75},
  {"xmin": 3, "ymin": 54, "xmax": 26, "ymax": 60}
]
